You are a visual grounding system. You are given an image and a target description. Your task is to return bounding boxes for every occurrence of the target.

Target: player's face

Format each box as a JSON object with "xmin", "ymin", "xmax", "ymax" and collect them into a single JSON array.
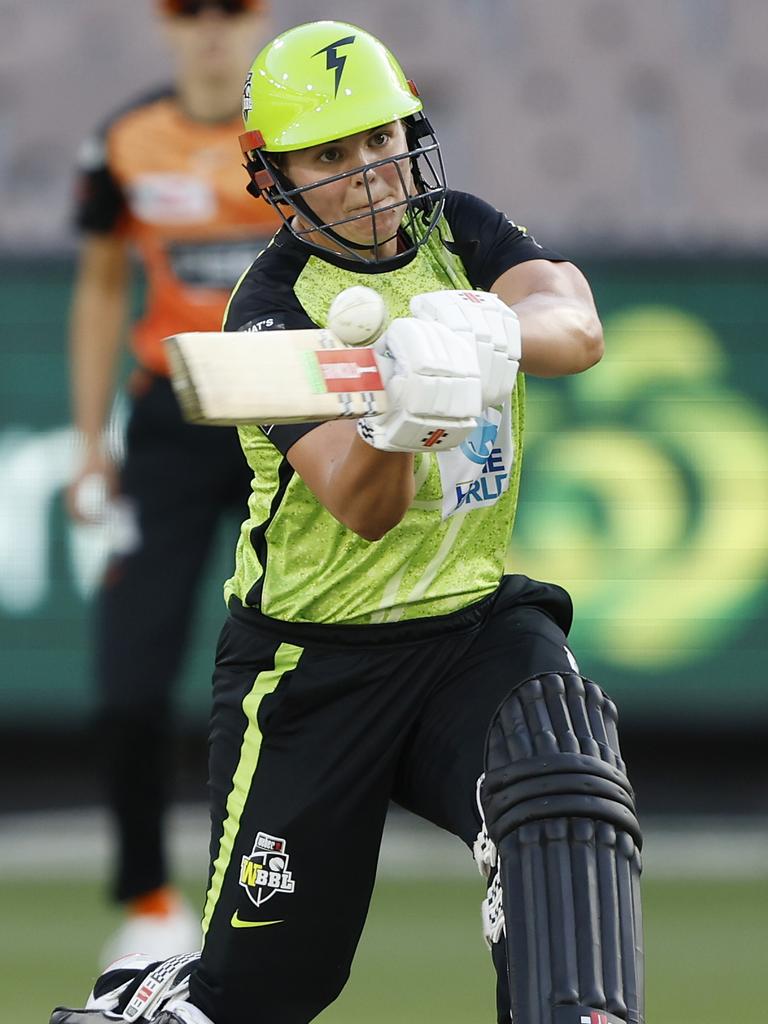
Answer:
[
  {"xmin": 283, "ymin": 121, "xmax": 415, "ymax": 258},
  {"xmin": 162, "ymin": 2, "xmax": 265, "ymax": 81}
]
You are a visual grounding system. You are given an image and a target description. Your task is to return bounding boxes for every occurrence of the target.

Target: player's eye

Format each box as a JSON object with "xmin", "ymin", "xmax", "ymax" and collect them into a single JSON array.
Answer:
[
  {"xmin": 317, "ymin": 147, "xmax": 342, "ymax": 164},
  {"xmin": 369, "ymin": 131, "xmax": 392, "ymax": 148}
]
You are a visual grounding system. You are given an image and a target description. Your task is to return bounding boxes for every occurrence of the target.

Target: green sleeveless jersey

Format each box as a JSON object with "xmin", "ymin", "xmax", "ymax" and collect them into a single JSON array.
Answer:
[{"xmin": 221, "ymin": 191, "xmax": 561, "ymax": 624}]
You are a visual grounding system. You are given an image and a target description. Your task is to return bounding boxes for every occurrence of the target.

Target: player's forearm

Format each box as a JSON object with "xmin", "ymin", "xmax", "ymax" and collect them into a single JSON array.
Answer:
[
  {"xmin": 326, "ymin": 431, "xmax": 415, "ymax": 541},
  {"xmin": 513, "ymin": 293, "xmax": 604, "ymax": 377},
  {"xmin": 290, "ymin": 420, "xmax": 415, "ymax": 542},
  {"xmin": 69, "ymin": 240, "xmax": 130, "ymax": 447},
  {"xmin": 70, "ymin": 292, "xmax": 127, "ymax": 446}
]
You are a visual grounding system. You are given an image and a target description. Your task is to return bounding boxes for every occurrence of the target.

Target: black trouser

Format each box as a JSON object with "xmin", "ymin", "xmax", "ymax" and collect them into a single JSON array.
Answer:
[
  {"xmin": 190, "ymin": 575, "xmax": 577, "ymax": 1024},
  {"xmin": 94, "ymin": 373, "xmax": 252, "ymax": 902}
]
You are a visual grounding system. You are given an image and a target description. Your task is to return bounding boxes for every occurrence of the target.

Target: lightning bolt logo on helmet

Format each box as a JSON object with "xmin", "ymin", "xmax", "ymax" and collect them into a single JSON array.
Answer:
[{"xmin": 312, "ymin": 35, "xmax": 356, "ymax": 97}]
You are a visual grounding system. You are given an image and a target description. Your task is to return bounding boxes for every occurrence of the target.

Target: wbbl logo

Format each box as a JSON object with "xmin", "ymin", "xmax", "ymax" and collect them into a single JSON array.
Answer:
[{"xmin": 239, "ymin": 831, "xmax": 296, "ymax": 907}]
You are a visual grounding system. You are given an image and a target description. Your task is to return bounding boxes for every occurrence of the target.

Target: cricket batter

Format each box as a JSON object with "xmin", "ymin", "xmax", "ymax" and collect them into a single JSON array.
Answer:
[
  {"xmin": 54, "ymin": 20, "xmax": 644, "ymax": 1024},
  {"xmin": 66, "ymin": 0, "xmax": 277, "ymax": 963}
]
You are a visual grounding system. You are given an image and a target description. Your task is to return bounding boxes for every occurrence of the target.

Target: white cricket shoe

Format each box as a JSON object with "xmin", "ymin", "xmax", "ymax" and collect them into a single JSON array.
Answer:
[{"xmin": 100, "ymin": 894, "xmax": 201, "ymax": 968}]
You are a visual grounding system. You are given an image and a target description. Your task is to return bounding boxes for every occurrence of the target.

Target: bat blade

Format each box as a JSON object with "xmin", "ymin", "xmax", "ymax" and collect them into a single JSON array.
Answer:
[{"xmin": 164, "ymin": 331, "xmax": 390, "ymax": 425}]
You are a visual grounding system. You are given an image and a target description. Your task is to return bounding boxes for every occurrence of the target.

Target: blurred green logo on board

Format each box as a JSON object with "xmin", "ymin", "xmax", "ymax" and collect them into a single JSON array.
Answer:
[{"xmin": 511, "ymin": 305, "xmax": 768, "ymax": 670}]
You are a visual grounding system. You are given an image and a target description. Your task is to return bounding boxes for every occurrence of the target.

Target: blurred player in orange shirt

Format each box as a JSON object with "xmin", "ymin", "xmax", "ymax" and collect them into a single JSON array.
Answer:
[{"xmin": 66, "ymin": 0, "xmax": 278, "ymax": 964}]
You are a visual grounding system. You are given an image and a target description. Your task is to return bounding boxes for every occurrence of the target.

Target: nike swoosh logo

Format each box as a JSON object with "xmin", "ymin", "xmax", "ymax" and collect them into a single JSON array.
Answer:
[{"xmin": 231, "ymin": 911, "xmax": 283, "ymax": 929}]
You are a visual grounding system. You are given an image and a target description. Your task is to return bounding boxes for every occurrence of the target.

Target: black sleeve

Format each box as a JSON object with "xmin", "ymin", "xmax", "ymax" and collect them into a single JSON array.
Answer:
[
  {"xmin": 74, "ymin": 86, "xmax": 175, "ymax": 235},
  {"xmin": 224, "ymin": 252, "xmax": 324, "ymax": 455},
  {"xmin": 442, "ymin": 190, "xmax": 565, "ymax": 291},
  {"xmin": 73, "ymin": 130, "xmax": 125, "ymax": 234}
]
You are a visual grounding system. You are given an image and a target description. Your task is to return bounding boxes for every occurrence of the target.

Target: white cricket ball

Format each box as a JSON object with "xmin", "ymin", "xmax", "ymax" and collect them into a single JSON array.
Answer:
[
  {"xmin": 74, "ymin": 472, "xmax": 109, "ymax": 522},
  {"xmin": 327, "ymin": 286, "xmax": 388, "ymax": 346}
]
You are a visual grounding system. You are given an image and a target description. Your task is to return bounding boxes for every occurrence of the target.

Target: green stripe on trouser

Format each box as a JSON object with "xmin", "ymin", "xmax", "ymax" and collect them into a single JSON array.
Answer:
[{"xmin": 201, "ymin": 641, "xmax": 304, "ymax": 936}]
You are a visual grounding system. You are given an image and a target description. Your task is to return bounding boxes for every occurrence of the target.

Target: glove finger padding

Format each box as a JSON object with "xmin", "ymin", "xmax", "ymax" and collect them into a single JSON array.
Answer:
[
  {"xmin": 376, "ymin": 317, "xmax": 480, "ymax": 384},
  {"xmin": 358, "ymin": 317, "xmax": 482, "ymax": 453},
  {"xmin": 409, "ymin": 290, "xmax": 521, "ymax": 409}
]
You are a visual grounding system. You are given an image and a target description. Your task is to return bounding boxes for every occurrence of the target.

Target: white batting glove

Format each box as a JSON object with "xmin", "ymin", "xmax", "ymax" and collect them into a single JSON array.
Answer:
[
  {"xmin": 409, "ymin": 290, "xmax": 521, "ymax": 408},
  {"xmin": 357, "ymin": 317, "xmax": 482, "ymax": 453}
]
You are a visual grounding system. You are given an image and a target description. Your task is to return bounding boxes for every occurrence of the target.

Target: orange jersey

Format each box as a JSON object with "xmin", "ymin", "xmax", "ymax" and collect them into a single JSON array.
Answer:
[{"xmin": 75, "ymin": 87, "xmax": 280, "ymax": 375}]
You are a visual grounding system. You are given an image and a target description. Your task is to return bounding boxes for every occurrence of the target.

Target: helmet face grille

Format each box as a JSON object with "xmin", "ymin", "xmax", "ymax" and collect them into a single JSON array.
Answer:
[{"xmin": 250, "ymin": 116, "xmax": 447, "ymax": 265}]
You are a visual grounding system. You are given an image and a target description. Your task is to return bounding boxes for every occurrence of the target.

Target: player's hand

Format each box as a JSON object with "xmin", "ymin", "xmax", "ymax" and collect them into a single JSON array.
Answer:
[
  {"xmin": 409, "ymin": 290, "xmax": 521, "ymax": 408},
  {"xmin": 66, "ymin": 447, "xmax": 117, "ymax": 523},
  {"xmin": 357, "ymin": 317, "xmax": 482, "ymax": 453}
]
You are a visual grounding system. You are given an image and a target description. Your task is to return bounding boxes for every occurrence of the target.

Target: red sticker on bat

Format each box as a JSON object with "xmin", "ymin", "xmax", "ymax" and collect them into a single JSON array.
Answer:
[{"xmin": 315, "ymin": 349, "xmax": 384, "ymax": 392}]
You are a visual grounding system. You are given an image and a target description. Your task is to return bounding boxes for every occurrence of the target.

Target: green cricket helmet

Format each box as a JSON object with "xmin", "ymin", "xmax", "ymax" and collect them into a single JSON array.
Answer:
[{"xmin": 239, "ymin": 20, "xmax": 446, "ymax": 265}]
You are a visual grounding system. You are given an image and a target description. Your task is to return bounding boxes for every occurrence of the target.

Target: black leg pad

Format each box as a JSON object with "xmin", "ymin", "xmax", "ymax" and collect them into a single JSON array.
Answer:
[{"xmin": 481, "ymin": 672, "xmax": 644, "ymax": 1024}]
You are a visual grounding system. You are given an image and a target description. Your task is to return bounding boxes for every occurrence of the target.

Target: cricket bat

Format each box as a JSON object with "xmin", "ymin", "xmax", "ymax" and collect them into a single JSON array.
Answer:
[{"xmin": 164, "ymin": 330, "xmax": 390, "ymax": 425}]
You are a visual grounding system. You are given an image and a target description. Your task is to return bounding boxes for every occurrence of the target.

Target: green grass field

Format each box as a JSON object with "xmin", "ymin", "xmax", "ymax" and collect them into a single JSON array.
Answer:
[{"xmin": 2, "ymin": 875, "xmax": 765, "ymax": 1023}]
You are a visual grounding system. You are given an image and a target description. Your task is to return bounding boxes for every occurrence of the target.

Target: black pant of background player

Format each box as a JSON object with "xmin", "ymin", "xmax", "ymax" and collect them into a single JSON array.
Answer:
[
  {"xmin": 190, "ymin": 576, "xmax": 577, "ymax": 1024},
  {"xmin": 95, "ymin": 372, "xmax": 252, "ymax": 902}
]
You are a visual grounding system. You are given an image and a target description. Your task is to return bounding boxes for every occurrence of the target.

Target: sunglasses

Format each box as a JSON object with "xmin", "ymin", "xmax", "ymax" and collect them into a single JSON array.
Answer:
[{"xmin": 161, "ymin": 0, "xmax": 262, "ymax": 17}]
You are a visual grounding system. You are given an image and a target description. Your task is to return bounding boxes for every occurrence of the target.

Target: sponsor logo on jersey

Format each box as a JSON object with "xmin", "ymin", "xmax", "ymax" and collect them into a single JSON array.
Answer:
[
  {"xmin": 455, "ymin": 416, "xmax": 508, "ymax": 508},
  {"xmin": 168, "ymin": 239, "xmax": 264, "ymax": 290},
  {"xmin": 243, "ymin": 316, "xmax": 287, "ymax": 332},
  {"xmin": 455, "ymin": 453, "xmax": 508, "ymax": 507},
  {"xmin": 128, "ymin": 173, "xmax": 215, "ymax": 224},
  {"xmin": 239, "ymin": 831, "xmax": 296, "ymax": 907},
  {"xmin": 437, "ymin": 406, "xmax": 513, "ymax": 518},
  {"xmin": 460, "ymin": 419, "xmax": 498, "ymax": 465}
]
